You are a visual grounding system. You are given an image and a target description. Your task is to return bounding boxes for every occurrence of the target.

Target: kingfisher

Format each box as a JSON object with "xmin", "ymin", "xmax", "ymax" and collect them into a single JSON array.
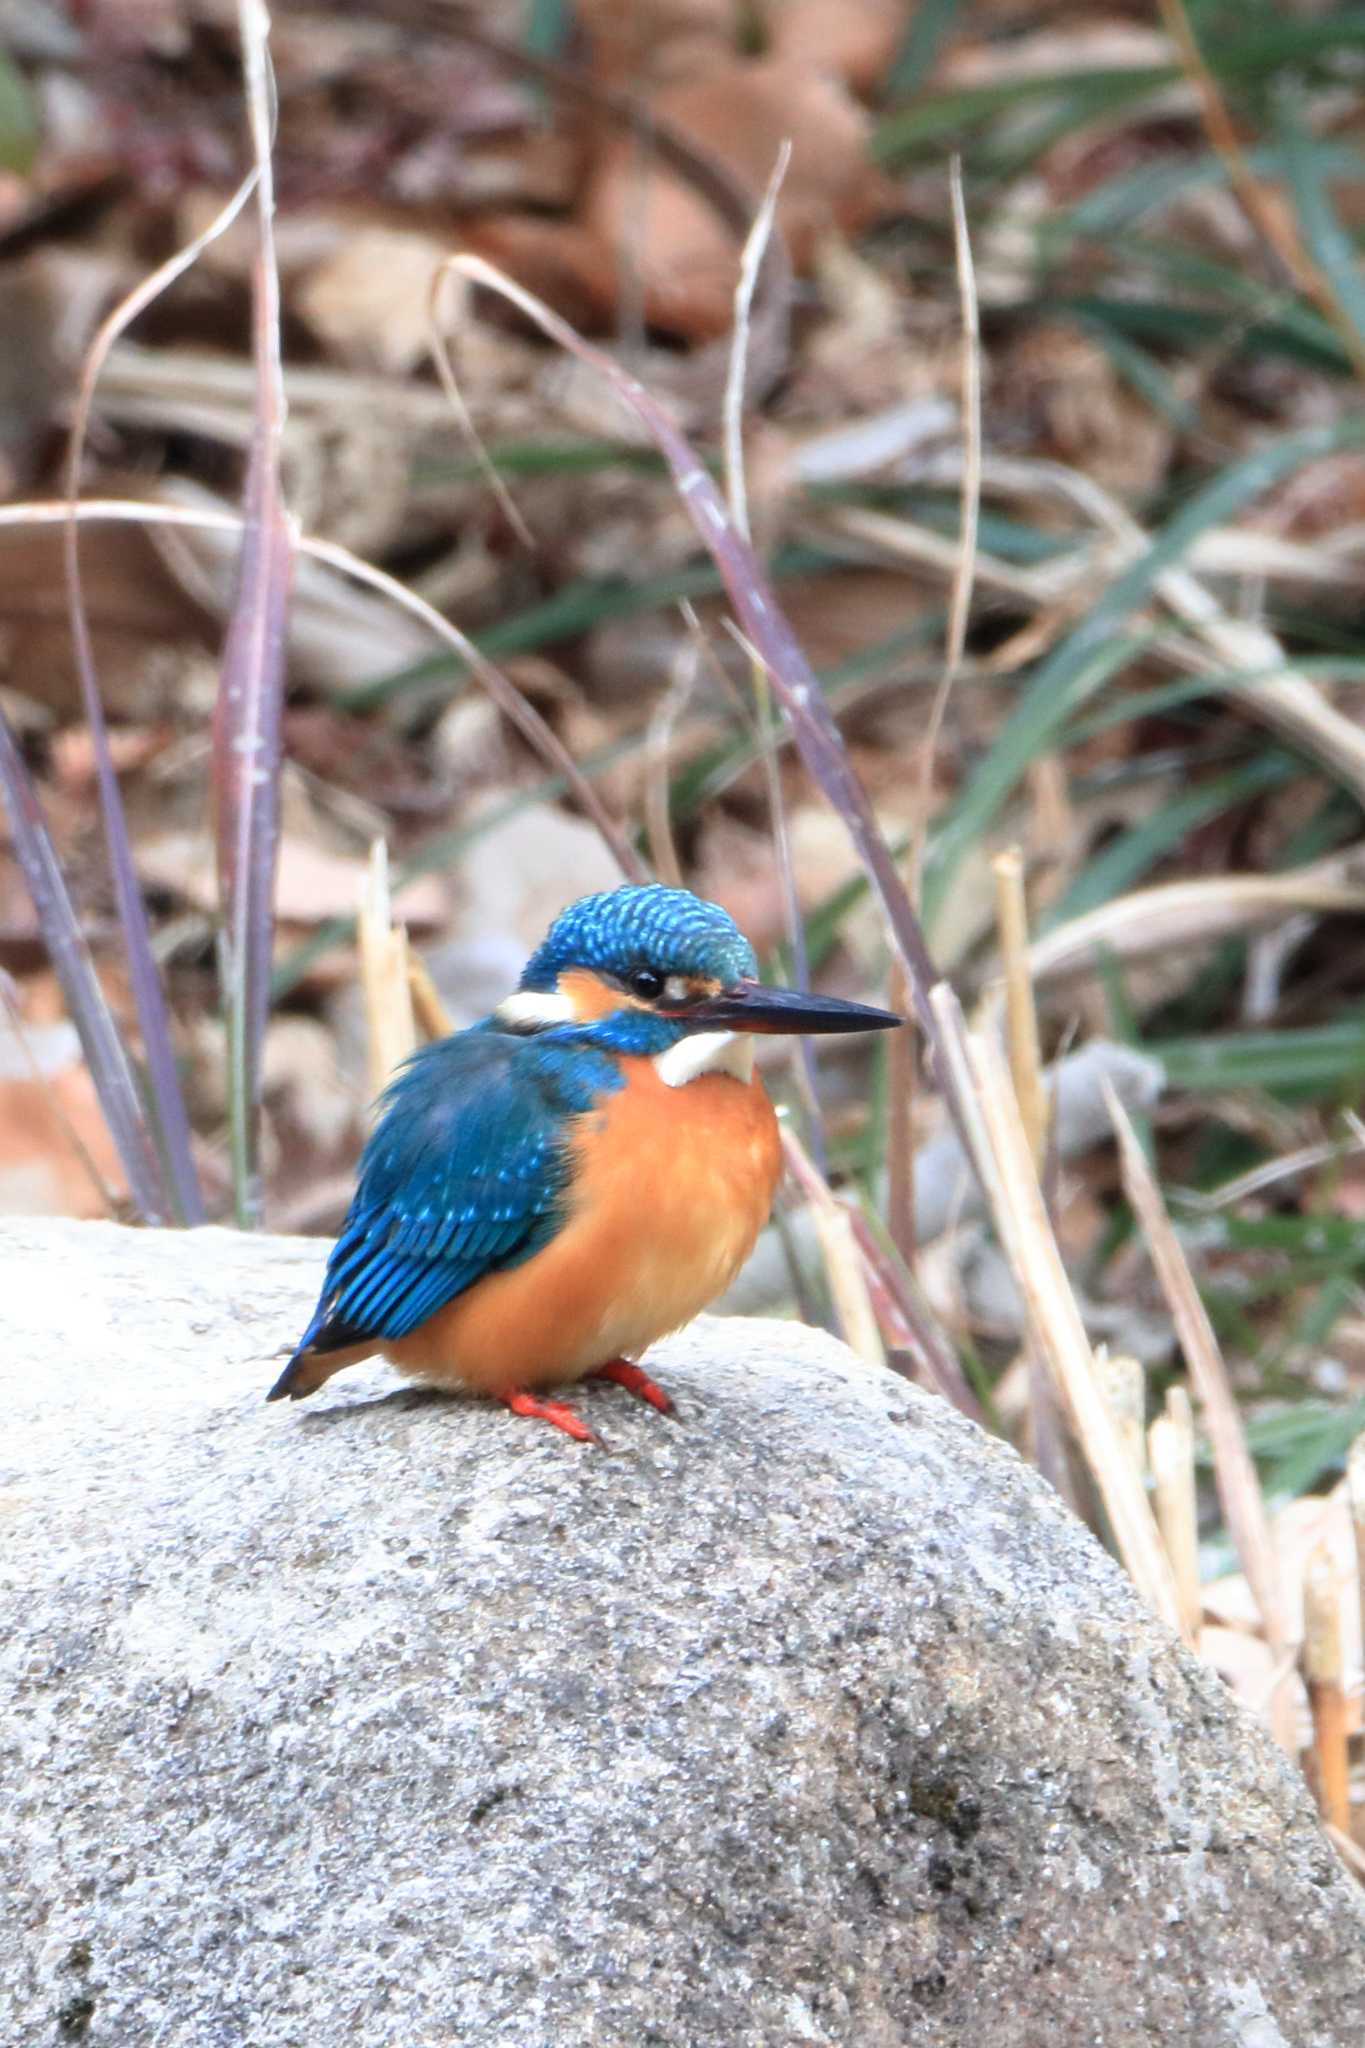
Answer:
[{"xmin": 267, "ymin": 883, "xmax": 899, "ymax": 1442}]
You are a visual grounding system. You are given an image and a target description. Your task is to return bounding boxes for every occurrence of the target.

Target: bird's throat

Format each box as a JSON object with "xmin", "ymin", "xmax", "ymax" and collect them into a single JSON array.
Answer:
[{"xmin": 652, "ymin": 1030, "xmax": 755, "ymax": 1089}]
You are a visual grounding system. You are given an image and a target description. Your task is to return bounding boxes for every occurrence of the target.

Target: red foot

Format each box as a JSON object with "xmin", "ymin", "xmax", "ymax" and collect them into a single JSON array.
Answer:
[
  {"xmin": 501, "ymin": 1389, "xmax": 602, "ymax": 1446},
  {"xmin": 589, "ymin": 1358, "xmax": 676, "ymax": 1415}
]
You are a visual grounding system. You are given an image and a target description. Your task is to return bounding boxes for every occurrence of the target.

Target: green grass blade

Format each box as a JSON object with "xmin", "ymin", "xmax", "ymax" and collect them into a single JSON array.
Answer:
[
  {"xmin": 1044, "ymin": 757, "xmax": 1294, "ymax": 928},
  {"xmin": 1155, "ymin": 1019, "xmax": 1365, "ymax": 1098},
  {"xmin": 923, "ymin": 413, "xmax": 1365, "ymax": 928},
  {"xmin": 0, "ymin": 50, "xmax": 37, "ymax": 173},
  {"xmin": 1277, "ymin": 86, "xmax": 1365, "ymax": 363},
  {"xmin": 343, "ymin": 544, "xmax": 838, "ymax": 712}
]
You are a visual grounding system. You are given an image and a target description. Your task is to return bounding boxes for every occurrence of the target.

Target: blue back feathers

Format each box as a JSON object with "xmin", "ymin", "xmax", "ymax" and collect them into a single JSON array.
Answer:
[
  {"xmin": 520, "ymin": 883, "xmax": 757, "ymax": 992},
  {"xmin": 295, "ymin": 886, "xmax": 755, "ymax": 1360},
  {"xmin": 298, "ymin": 1027, "xmax": 621, "ymax": 1355}
]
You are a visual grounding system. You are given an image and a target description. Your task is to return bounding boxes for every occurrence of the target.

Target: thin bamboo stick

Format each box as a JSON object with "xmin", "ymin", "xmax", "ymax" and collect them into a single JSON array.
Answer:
[
  {"xmin": 940, "ymin": 1008, "xmax": 1180, "ymax": 1629},
  {"xmin": 1348, "ymin": 1433, "xmax": 1365, "ymax": 1729},
  {"xmin": 992, "ymin": 847, "xmax": 1049, "ymax": 1169},
  {"xmin": 407, "ymin": 952, "xmax": 453, "ymax": 1042},
  {"xmin": 1107, "ymin": 1086, "xmax": 1294, "ymax": 1748},
  {"xmin": 1303, "ymin": 1541, "xmax": 1352, "ymax": 1835},
  {"xmin": 781, "ymin": 1128, "xmax": 885, "ymax": 1369},
  {"xmin": 1098, "ymin": 1353, "xmax": 1147, "ymax": 1482},
  {"xmin": 1149, "ymin": 1387, "xmax": 1201, "ymax": 1649},
  {"xmin": 358, "ymin": 839, "xmax": 416, "ymax": 1105}
]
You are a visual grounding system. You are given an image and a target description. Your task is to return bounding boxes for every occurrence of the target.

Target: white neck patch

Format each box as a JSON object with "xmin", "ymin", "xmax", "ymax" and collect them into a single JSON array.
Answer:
[
  {"xmin": 495, "ymin": 990, "xmax": 576, "ymax": 1031},
  {"xmin": 653, "ymin": 1031, "xmax": 755, "ymax": 1090}
]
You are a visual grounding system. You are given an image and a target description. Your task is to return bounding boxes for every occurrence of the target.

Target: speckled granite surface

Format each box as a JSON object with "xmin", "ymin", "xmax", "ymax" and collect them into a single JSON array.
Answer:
[{"xmin": 3, "ymin": 1218, "xmax": 1362, "ymax": 2046}]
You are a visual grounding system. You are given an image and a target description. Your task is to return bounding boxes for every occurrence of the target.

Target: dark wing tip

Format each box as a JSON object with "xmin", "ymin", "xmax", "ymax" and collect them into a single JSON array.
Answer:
[
  {"xmin": 265, "ymin": 1296, "xmax": 379, "ymax": 1401},
  {"xmin": 265, "ymin": 1303, "xmax": 329, "ymax": 1402},
  {"xmin": 264, "ymin": 1357, "xmax": 303, "ymax": 1402}
]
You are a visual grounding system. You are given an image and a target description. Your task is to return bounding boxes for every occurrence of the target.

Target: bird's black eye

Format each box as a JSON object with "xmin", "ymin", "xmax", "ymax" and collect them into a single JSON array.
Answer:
[{"xmin": 628, "ymin": 966, "xmax": 665, "ymax": 1001}]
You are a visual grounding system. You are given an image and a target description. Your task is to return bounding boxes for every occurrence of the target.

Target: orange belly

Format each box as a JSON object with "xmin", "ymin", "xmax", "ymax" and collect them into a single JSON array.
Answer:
[{"xmin": 382, "ymin": 1056, "xmax": 781, "ymax": 1395}]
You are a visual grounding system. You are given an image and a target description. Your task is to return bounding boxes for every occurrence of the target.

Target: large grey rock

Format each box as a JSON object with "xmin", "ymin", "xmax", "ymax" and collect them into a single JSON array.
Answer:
[{"xmin": 2, "ymin": 1217, "xmax": 1361, "ymax": 2047}]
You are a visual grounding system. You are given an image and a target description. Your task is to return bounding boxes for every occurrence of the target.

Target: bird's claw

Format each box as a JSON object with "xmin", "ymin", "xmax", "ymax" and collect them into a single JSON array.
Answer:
[
  {"xmin": 497, "ymin": 1361, "xmax": 675, "ymax": 1445},
  {"xmin": 501, "ymin": 1389, "xmax": 603, "ymax": 1446},
  {"xmin": 589, "ymin": 1358, "xmax": 676, "ymax": 1415}
]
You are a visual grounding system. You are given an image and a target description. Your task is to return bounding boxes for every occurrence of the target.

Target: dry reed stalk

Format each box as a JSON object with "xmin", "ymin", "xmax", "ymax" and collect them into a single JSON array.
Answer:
[
  {"xmin": 831, "ymin": 505, "xmax": 1059, "ymax": 605},
  {"xmin": 212, "ymin": 0, "xmax": 297, "ymax": 1229},
  {"xmin": 885, "ymin": 960, "xmax": 917, "ymax": 1268},
  {"xmin": 642, "ymin": 649, "xmax": 696, "ymax": 889},
  {"xmin": 866, "ymin": 178, "xmax": 981, "ymax": 1247},
  {"xmin": 723, "ymin": 140, "xmax": 790, "ymax": 550},
  {"xmin": 425, "ymin": 276, "xmax": 532, "ymax": 551},
  {"xmin": 992, "ymin": 848, "xmax": 1049, "ymax": 1168},
  {"xmin": 814, "ymin": 1206, "xmax": 887, "ymax": 1371},
  {"xmin": 781, "ymin": 1127, "xmax": 885, "ymax": 1368},
  {"xmin": 721, "ymin": 145, "xmax": 828, "ymax": 1166},
  {"xmin": 936, "ymin": 1004, "xmax": 1180, "ymax": 1628},
  {"xmin": 358, "ymin": 841, "xmax": 416, "ymax": 1105},
  {"xmin": 843, "ymin": 1204, "xmax": 984, "ymax": 1419},
  {"xmin": 1023, "ymin": 754, "xmax": 1076, "ymax": 916},
  {"xmin": 58, "ymin": 166, "xmax": 263, "ymax": 1227},
  {"xmin": 1149, "ymin": 1387, "xmax": 1202, "ymax": 1648},
  {"xmin": 903, "ymin": 447, "xmax": 1365, "ymax": 807},
  {"xmin": 407, "ymin": 954, "xmax": 453, "ymax": 1042},
  {"xmin": 1303, "ymin": 1541, "xmax": 1353, "ymax": 1835},
  {"xmin": 991, "ymin": 846, "xmax": 1071, "ymax": 1502},
  {"xmin": 910, "ymin": 154, "xmax": 980, "ymax": 905},
  {"xmin": 1106, "ymin": 1088, "xmax": 1294, "ymax": 1746},
  {"xmin": 1349, "ymin": 1434, "xmax": 1365, "ymax": 1731},
  {"xmin": 1022, "ymin": 868, "xmax": 1365, "ymax": 999},
  {"xmin": 1021, "ymin": 1339, "xmax": 1074, "ymax": 1507},
  {"xmin": 1098, "ymin": 1354, "xmax": 1147, "ymax": 1481},
  {"xmin": 1171, "ymin": 1134, "xmax": 1365, "ymax": 1215},
  {"xmin": 1155, "ymin": 0, "xmax": 1365, "ymax": 375}
]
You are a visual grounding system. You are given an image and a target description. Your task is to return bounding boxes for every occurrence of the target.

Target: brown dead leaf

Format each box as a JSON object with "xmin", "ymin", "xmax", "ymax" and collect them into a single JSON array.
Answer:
[
  {"xmin": 0, "ymin": 247, "xmax": 126, "ymax": 493},
  {"xmin": 1197, "ymin": 1623, "xmax": 1297, "ymax": 1724},
  {"xmin": 577, "ymin": 0, "xmax": 737, "ymax": 86},
  {"xmin": 0, "ymin": 521, "xmax": 215, "ymax": 723},
  {"xmin": 51, "ymin": 723, "xmax": 172, "ymax": 794},
  {"xmin": 461, "ymin": 215, "xmax": 623, "ymax": 336},
  {"xmin": 136, "ymin": 830, "xmax": 450, "ymax": 929},
  {"xmin": 1250, "ymin": 452, "xmax": 1365, "ymax": 547},
  {"xmin": 764, "ymin": 0, "xmax": 907, "ymax": 96},
  {"xmin": 578, "ymin": 59, "xmax": 894, "ymax": 342},
  {"xmin": 997, "ymin": 322, "xmax": 1174, "ymax": 501},
  {"xmin": 761, "ymin": 567, "xmax": 934, "ymax": 677},
  {"xmin": 295, "ymin": 227, "xmax": 456, "ymax": 375},
  {"xmin": 1203, "ymin": 1484, "xmax": 1363, "ymax": 1747},
  {"xmin": 0, "ymin": 1018, "xmax": 125, "ymax": 1218},
  {"xmin": 691, "ymin": 813, "xmax": 788, "ymax": 956}
]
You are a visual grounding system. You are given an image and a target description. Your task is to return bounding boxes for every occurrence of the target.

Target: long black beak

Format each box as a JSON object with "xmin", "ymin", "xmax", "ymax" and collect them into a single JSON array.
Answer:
[{"xmin": 672, "ymin": 978, "xmax": 902, "ymax": 1037}]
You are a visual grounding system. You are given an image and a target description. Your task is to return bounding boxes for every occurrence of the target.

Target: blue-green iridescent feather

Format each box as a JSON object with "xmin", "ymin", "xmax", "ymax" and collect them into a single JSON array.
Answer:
[
  {"xmin": 292, "ymin": 1026, "xmax": 622, "ymax": 1357},
  {"xmin": 520, "ymin": 882, "xmax": 756, "ymax": 992},
  {"xmin": 286, "ymin": 883, "xmax": 758, "ymax": 1368}
]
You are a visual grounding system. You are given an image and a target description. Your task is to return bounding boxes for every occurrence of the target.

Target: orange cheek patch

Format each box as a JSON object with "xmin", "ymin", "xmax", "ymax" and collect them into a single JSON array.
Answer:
[{"xmin": 558, "ymin": 968, "xmax": 625, "ymax": 1022}]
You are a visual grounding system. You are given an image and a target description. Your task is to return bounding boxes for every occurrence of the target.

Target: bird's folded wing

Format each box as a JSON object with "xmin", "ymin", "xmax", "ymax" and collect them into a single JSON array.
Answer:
[{"xmin": 295, "ymin": 1031, "xmax": 608, "ymax": 1355}]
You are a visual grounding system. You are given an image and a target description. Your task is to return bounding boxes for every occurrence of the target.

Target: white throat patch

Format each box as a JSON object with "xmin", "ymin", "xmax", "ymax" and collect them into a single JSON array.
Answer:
[
  {"xmin": 495, "ymin": 990, "xmax": 576, "ymax": 1031},
  {"xmin": 653, "ymin": 1031, "xmax": 755, "ymax": 1089}
]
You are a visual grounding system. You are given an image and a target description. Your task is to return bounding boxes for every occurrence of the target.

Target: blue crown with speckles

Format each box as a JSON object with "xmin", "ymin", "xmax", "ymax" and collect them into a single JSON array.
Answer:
[{"xmin": 519, "ymin": 885, "xmax": 758, "ymax": 992}]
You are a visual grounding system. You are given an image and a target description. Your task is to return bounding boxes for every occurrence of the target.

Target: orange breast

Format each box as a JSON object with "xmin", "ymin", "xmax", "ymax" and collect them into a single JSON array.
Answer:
[{"xmin": 383, "ymin": 1056, "xmax": 781, "ymax": 1395}]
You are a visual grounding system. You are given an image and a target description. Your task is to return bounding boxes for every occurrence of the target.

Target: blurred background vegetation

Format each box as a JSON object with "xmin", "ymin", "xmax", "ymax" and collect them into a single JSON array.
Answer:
[{"xmin": 0, "ymin": 0, "xmax": 1362, "ymax": 1855}]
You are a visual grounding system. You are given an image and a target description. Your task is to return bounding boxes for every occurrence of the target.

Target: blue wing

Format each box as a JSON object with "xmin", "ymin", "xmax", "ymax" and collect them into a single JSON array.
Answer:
[{"xmin": 271, "ymin": 1025, "xmax": 620, "ymax": 1391}]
